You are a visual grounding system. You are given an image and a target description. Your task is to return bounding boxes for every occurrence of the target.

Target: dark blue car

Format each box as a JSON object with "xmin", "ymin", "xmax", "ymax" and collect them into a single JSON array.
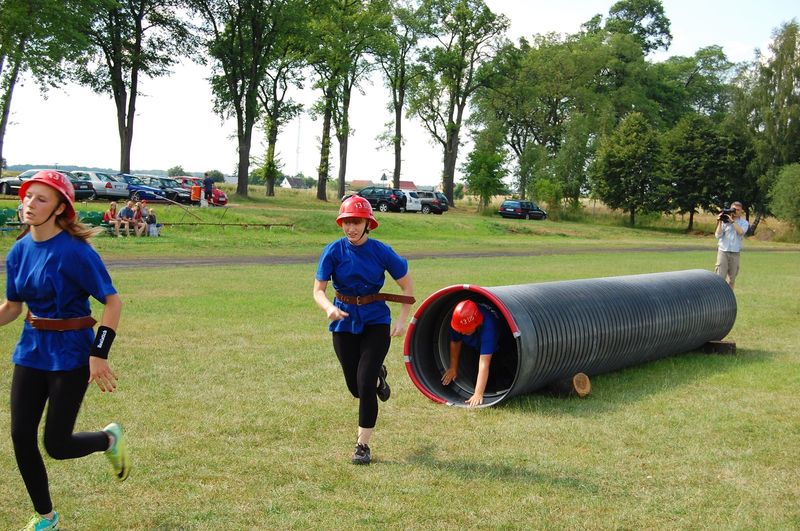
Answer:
[{"xmin": 115, "ymin": 174, "xmax": 167, "ymax": 201}]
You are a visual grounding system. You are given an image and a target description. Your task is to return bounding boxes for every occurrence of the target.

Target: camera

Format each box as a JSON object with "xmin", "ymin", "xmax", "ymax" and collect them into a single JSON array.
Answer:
[{"xmin": 718, "ymin": 207, "xmax": 734, "ymax": 223}]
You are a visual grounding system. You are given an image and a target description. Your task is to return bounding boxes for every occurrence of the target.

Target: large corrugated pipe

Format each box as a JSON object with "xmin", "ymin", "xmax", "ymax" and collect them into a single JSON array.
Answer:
[{"xmin": 404, "ymin": 269, "xmax": 736, "ymax": 407}]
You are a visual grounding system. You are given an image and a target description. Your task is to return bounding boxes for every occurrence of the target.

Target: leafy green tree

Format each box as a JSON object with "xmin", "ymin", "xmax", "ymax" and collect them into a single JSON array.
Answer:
[
  {"xmin": 769, "ymin": 163, "xmax": 800, "ymax": 231},
  {"xmin": 662, "ymin": 113, "xmax": 730, "ymax": 231},
  {"xmin": 729, "ymin": 20, "xmax": 800, "ymax": 234},
  {"xmin": 167, "ymin": 165, "xmax": 186, "ymax": 176},
  {"xmin": 257, "ymin": 2, "xmax": 307, "ymax": 197},
  {"xmin": 604, "ymin": 0, "xmax": 672, "ymax": 55},
  {"xmin": 461, "ymin": 126, "xmax": 507, "ymax": 210},
  {"xmin": 0, "ymin": 0, "xmax": 94, "ymax": 169},
  {"xmin": 206, "ymin": 169, "xmax": 225, "ymax": 182},
  {"xmin": 407, "ymin": 0, "xmax": 507, "ymax": 204},
  {"xmin": 75, "ymin": 0, "xmax": 195, "ymax": 174},
  {"xmin": 191, "ymin": 0, "xmax": 300, "ymax": 197},
  {"xmin": 375, "ymin": 0, "xmax": 429, "ymax": 189},
  {"xmin": 307, "ymin": 0, "xmax": 391, "ymax": 201},
  {"xmin": 591, "ymin": 112, "xmax": 665, "ymax": 225}
]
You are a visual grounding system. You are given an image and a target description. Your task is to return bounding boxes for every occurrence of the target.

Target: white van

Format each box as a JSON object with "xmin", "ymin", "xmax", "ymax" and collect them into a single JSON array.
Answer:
[{"xmin": 400, "ymin": 190, "xmax": 422, "ymax": 212}]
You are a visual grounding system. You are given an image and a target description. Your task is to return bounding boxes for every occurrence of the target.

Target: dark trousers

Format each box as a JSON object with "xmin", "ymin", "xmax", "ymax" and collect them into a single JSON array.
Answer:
[
  {"xmin": 10, "ymin": 364, "xmax": 108, "ymax": 514},
  {"xmin": 332, "ymin": 324, "xmax": 391, "ymax": 429}
]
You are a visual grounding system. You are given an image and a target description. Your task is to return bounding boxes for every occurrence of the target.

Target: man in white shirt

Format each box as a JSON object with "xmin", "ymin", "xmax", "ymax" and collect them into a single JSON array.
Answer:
[{"xmin": 714, "ymin": 201, "xmax": 749, "ymax": 289}]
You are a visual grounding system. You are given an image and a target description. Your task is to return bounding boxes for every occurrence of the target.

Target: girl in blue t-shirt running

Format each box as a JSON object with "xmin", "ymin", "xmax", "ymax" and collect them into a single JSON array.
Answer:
[
  {"xmin": 0, "ymin": 171, "xmax": 129, "ymax": 531},
  {"xmin": 313, "ymin": 195, "xmax": 414, "ymax": 465}
]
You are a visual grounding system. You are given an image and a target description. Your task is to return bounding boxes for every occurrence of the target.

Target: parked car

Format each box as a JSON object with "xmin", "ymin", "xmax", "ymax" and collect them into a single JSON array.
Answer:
[
  {"xmin": 353, "ymin": 186, "xmax": 405, "ymax": 212},
  {"xmin": 498, "ymin": 199, "xmax": 547, "ymax": 220},
  {"xmin": 71, "ymin": 170, "xmax": 129, "ymax": 200},
  {"xmin": 399, "ymin": 190, "xmax": 422, "ymax": 213},
  {"xmin": 139, "ymin": 175, "xmax": 191, "ymax": 203},
  {"xmin": 172, "ymin": 176, "xmax": 228, "ymax": 206},
  {"xmin": 415, "ymin": 190, "xmax": 449, "ymax": 214},
  {"xmin": 115, "ymin": 173, "xmax": 167, "ymax": 201},
  {"xmin": 1, "ymin": 169, "xmax": 94, "ymax": 200}
]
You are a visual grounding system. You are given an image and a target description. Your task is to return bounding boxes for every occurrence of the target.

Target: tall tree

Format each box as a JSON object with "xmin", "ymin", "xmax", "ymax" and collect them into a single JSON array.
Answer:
[
  {"xmin": 662, "ymin": 113, "xmax": 730, "ymax": 231},
  {"xmin": 375, "ymin": 0, "xmax": 428, "ymax": 189},
  {"xmin": 309, "ymin": 0, "xmax": 391, "ymax": 202},
  {"xmin": 591, "ymin": 111, "xmax": 664, "ymax": 225},
  {"xmin": 191, "ymin": 0, "xmax": 299, "ymax": 197},
  {"xmin": 730, "ymin": 20, "xmax": 800, "ymax": 233},
  {"xmin": 461, "ymin": 125, "xmax": 507, "ymax": 210},
  {"xmin": 0, "ymin": 0, "xmax": 94, "ymax": 171},
  {"xmin": 407, "ymin": 0, "xmax": 507, "ymax": 204},
  {"xmin": 257, "ymin": 2, "xmax": 306, "ymax": 196},
  {"xmin": 604, "ymin": 0, "xmax": 672, "ymax": 55},
  {"xmin": 75, "ymin": 0, "xmax": 194, "ymax": 174}
]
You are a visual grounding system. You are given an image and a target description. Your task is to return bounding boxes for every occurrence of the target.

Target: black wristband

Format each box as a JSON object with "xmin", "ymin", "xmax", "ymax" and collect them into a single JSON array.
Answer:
[{"xmin": 90, "ymin": 326, "xmax": 116, "ymax": 359}]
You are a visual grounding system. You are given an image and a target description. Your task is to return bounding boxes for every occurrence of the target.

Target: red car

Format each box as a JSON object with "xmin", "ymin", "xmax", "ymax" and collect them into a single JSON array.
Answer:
[{"xmin": 173, "ymin": 176, "xmax": 229, "ymax": 206}]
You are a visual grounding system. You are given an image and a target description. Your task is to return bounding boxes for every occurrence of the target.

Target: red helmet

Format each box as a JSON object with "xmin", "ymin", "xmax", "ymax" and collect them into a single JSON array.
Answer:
[
  {"xmin": 451, "ymin": 300, "xmax": 483, "ymax": 334},
  {"xmin": 19, "ymin": 170, "xmax": 76, "ymax": 220},
  {"xmin": 337, "ymin": 195, "xmax": 378, "ymax": 230}
]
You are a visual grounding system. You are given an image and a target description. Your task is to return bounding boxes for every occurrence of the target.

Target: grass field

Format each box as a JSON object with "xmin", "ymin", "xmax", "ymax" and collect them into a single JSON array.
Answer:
[{"xmin": 0, "ymin": 190, "xmax": 798, "ymax": 529}]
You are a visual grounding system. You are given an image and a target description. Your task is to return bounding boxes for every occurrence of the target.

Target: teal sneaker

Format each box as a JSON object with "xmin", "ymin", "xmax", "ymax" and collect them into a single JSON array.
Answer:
[
  {"xmin": 103, "ymin": 423, "xmax": 130, "ymax": 481},
  {"xmin": 22, "ymin": 511, "xmax": 59, "ymax": 530}
]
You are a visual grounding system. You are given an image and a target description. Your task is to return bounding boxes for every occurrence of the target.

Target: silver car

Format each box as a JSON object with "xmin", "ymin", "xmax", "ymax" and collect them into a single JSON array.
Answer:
[{"xmin": 71, "ymin": 170, "xmax": 129, "ymax": 200}]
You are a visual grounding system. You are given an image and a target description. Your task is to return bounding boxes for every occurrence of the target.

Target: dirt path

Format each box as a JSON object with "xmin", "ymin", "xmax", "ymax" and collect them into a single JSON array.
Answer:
[{"xmin": 1, "ymin": 244, "xmax": 794, "ymax": 272}]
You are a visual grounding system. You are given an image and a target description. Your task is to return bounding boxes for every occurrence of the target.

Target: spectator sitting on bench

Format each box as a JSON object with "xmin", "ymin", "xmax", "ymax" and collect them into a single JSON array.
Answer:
[
  {"xmin": 132, "ymin": 202, "xmax": 147, "ymax": 237},
  {"xmin": 145, "ymin": 208, "xmax": 160, "ymax": 237},
  {"xmin": 118, "ymin": 201, "xmax": 136, "ymax": 237},
  {"xmin": 103, "ymin": 201, "xmax": 126, "ymax": 237}
]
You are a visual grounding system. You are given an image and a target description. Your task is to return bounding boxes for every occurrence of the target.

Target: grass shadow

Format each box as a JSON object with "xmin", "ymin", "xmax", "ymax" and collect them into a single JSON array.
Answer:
[
  {"xmin": 503, "ymin": 348, "xmax": 775, "ymax": 415},
  {"xmin": 399, "ymin": 443, "xmax": 598, "ymax": 492}
]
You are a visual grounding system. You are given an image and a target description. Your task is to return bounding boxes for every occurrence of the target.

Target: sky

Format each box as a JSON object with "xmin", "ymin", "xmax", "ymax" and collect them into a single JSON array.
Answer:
[{"xmin": 3, "ymin": 0, "xmax": 798, "ymax": 186}]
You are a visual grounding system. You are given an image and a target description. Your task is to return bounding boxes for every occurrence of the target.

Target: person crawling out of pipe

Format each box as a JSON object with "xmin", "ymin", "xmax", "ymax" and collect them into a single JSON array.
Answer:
[{"xmin": 441, "ymin": 300, "xmax": 501, "ymax": 406}]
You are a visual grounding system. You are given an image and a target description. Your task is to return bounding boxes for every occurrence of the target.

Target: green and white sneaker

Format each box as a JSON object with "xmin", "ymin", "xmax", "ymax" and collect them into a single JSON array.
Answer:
[
  {"xmin": 103, "ymin": 423, "xmax": 130, "ymax": 481},
  {"xmin": 22, "ymin": 511, "xmax": 59, "ymax": 530}
]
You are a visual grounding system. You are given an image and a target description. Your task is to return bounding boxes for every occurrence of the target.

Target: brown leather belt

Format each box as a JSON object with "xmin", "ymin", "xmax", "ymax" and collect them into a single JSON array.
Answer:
[
  {"xmin": 335, "ymin": 291, "xmax": 416, "ymax": 306},
  {"xmin": 26, "ymin": 312, "xmax": 97, "ymax": 331}
]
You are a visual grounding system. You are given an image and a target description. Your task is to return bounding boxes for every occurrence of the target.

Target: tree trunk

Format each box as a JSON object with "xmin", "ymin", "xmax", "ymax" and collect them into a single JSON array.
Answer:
[
  {"xmin": 337, "ymin": 133, "xmax": 348, "ymax": 200},
  {"xmin": 317, "ymin": 92, "xmax": 333, "ymax": 201},
  {"xmin": 629, "ymin": 208, "xmax": 635, "ymax": 226},
  {"xmin": 687, "ymin": 210, "xmax": 695, "ymax": 232},
  {"xmin": 748, "ymin": 212, "xmax": 762, "ymax": 236},
  {"xmin": 0, "ymin": 48, "xmax": 23, "ymax": 176},
  {"xmin": 265, "ymin": 122, "xmax": 279, "ymax": 197},
  {"xmin": 442, "ymin": 128, "xmax": 460, "ymax": 204},
  {"xmin": 393, "ymin": 101, "xmax": 402, "ymax": 189}
]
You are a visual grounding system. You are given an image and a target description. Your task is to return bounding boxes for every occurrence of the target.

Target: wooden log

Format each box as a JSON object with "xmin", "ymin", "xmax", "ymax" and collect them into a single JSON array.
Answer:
[
  {"xmin": 544, "ymin": 372, "xmax": 591, "ymax": 398},
  {"xmin": 703, "ymin": 340, "xmax": 737, "ymax": 355}
]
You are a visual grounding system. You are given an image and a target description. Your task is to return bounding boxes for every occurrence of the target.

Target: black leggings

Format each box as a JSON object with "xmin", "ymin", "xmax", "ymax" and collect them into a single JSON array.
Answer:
[
  {"xmin": 332, "ymin": 324, "xmax": 391, "ymax": 429},
  {"xmin": 10, "ymin": 364, "xmax": 109, "ymax": 515}
]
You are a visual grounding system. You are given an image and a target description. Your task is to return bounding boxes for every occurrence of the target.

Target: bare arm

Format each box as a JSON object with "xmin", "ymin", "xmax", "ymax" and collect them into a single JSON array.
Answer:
[
  {"xmin": 89, "ymin": 293, "xmax": 123, "ymax": 393},
  {"xmin": 0, "ymin": 300, "xmax": 23, "ymax": 326},
  {"xmin": 466, "ymin": 354, "xmax": 493, "ymax": 407},
  {"xmin": 390, "ymin": 274, "xmax": 414, "ymax": 337},
  {"xmin": 313, "ymin": 279, "xmax": 349, "ymax": 321},
  {"xmin": 442, "ymin": 340, "xmax": 462, "ymax": 385}
]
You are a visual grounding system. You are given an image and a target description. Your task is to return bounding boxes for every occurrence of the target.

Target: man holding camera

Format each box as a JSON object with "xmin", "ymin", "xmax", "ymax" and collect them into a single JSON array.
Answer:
[{"xmin": 714, "ymin": 201, "xmax": 749, "ymax": 289}]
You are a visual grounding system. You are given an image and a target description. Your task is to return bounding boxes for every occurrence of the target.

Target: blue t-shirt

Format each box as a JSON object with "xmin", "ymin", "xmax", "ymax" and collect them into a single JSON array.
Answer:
[
  {"xmin": 316, "ymin": 237, "xmax": 408, "ymax": 334},
  {"xmin": 118, "ymin": 207, "xmax": 134, "ymax": 220},
  {"xmin": 6, "ymin": 231, "xmax": 117, "ymax": 371},
  {"xmin": 449, "ymin": 304, "xmax": 501, "ymax": 355}
]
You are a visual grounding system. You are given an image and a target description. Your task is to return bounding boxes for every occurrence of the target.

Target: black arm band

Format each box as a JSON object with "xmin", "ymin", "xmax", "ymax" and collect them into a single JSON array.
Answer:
[{"xmin": 90, "ymin": 326, "xmax": 116, "ymax": 359}]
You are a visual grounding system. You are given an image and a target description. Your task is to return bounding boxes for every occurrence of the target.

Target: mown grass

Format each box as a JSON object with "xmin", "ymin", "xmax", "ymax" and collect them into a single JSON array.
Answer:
[
  {"xmin": 0, "ymin": 236, "xmax": 798, "ymax": 529},
  {"xmin": 1, "ymin": 187, "xmax": 796, "ymax": 260},
  {"xmin": 0, "ymin": 187, "xmax": 798, "ymax": 528}
]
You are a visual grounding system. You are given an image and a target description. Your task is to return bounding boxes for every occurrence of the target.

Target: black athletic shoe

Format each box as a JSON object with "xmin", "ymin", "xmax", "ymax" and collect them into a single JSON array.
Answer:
[
  {"xmin": 352, "ymin": 443, "xmax": 371, "ymax": 465},
  {"xmin": 377, "ymin": 364, "xmax": 391, "ymax": 402}
]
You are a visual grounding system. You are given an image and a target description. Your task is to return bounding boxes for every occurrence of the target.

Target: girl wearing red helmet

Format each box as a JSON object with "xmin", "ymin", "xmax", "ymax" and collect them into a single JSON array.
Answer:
[
  {"xmin": 313, "ymin": 195, "xmax": 415, "ymax": 465},
  {"xmin": 442, "ymin": 299, "xmax": 502, "ymax": 406},
  {"xmin": 1, "ymin": 171, "xmax": 129, "ymax": 530}
]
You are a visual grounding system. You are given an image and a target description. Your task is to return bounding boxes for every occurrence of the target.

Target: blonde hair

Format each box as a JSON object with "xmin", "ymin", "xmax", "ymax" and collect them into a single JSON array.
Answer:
[{"xmin": 57, "ymin": 215, "xmax": 102, "ymax": 242}]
